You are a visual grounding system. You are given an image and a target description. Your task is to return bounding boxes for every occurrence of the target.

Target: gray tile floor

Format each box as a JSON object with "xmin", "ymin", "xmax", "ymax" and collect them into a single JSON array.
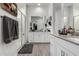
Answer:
[{"xmin": 18, "ymin": 43, "xmax": 50, "ymax": 56}]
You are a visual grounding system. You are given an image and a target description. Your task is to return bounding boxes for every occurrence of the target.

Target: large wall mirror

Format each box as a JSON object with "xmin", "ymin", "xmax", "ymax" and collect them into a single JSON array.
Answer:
[
  {"xmin": 30, "ymin": 16, "xmax": 52, "ymax": 32},
  {"xmin": 73, "ymin": 4, "xmax": 79, "ymax": 35},
  {"xmin": 74, "ymin": 16, "xmax": 79, "ymax": 32},
  {"xmin": 63, "ymin": 4, "xmax": 73, "ymax": 28},
  {"xmin": 73, "ymin": 15, "xmax": 79, "ymax": 36},
  {"xmin": 64, "ymin": 4, "xmax": 79, "ymax": 35}
]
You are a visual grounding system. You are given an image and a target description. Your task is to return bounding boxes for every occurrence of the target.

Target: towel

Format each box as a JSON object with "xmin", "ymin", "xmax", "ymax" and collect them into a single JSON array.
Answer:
[{"xmin": 2, "ymin": 16, "xmax": 19, "ymax": 44}]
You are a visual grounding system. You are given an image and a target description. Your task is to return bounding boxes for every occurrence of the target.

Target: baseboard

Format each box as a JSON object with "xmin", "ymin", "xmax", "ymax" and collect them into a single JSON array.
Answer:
[{"xmin": 29, "ymin": 42, "xmax": 50, "ymax": 44}]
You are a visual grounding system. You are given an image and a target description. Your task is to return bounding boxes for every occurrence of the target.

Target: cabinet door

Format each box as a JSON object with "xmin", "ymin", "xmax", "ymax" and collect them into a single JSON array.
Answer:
[
  {"xmin": 40, "ymin": 33, "xmax": 48, "ymax": 42},
  {"xmin": 56, "ymin": 44, "xmax": 68, "ymax": 56},
  {"xmin": 50, "ymin": 44, "xmax": 57, "ymax": 56},
  {"xmin": 33, "ymin": 32, "xmax": 50, "ymax": 42},
  {"xmin": 50, "ymin": 36, "xmax": 58, "ymax": 56},
  {"xmin": 51, "ymin": 36, "xmax": 75, "ymax": 56},
  {"xmin": 33, "ymin": 32, "xmax": 39, "ymax": 42},
  {"xmin": 45, "ymin": 33, "xmax": 51, "ymax": 42},
  {"xmin": 28, "ymin": 32, "xmax": 34, "ymax": 42},
  {"xmin": 60, "ymin": 48, "xmax": 74, "ymax": 56},
  {"xmin": 56, "ymin": 42, "xmax": 75, "ymax": 56}
]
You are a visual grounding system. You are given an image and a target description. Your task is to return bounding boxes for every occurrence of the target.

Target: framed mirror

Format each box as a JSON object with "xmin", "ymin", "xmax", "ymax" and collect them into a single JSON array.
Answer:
[{"xmin": 29, "ymin": 16, "xmax": 52, "ymax": 32}]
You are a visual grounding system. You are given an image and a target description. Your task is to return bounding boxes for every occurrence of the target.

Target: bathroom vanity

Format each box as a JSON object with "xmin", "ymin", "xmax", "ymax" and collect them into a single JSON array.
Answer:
[
  {"xmin": 50, "ymin": 34, "xmax": 79, "ymax": 56},
  {"xmin": 28, "ymin": 32, "xmax": 50, "ymax": 43},
  {"xmin": 49, "ymin": 3, "xmax": 79, "ymax": 56}
]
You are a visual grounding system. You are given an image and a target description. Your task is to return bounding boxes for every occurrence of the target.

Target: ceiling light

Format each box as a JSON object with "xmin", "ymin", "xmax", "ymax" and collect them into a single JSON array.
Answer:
[
  {"xmin": 37, "ymin": 3, "xmax": 40, "ymax": 6},
  {"xmin": 64, "ymin": 16, "xmax": 67, "ymax": 20}
]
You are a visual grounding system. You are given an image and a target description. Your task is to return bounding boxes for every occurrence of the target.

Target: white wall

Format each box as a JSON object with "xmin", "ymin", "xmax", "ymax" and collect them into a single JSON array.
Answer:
[
  {"xmin": 0, "ymin": 3, "xmax": 27, "ymax": 56},
  {"xmin": 17, "ymin": 3, "xmax": 27, "ymax": 46},
  {"xmin": 27, "ymin": 4, "xmax": 52, "ymax": 42},
  {"xmin": 0, "ymin": 4, "xmax": 20, "ymax": 56},
  {"xmin": 53, "ymin": 3, "xmax": 74, "ymax": 35},
  {"xmin": 27, "ymin": 5, "xmax": 50, "ymax": 32},
  {"xmin": 48, "ymin": 4, "xmax": 53, "ymax": 16},
  {"xmin": 48, "ymin": 4, "xmax": 53, "ymax": 34},
  {"xmin": 63, "ymin": 5, "xmax": 73, "ymax": 28},
  {"xmin": 53, "ymin": 3, "xmax": 63, "ymax": 35}
]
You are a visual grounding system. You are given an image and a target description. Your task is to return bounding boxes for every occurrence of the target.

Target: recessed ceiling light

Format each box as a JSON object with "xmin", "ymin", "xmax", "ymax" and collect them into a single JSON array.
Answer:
[{"xmin": 37, "ymin": 3, "xmax": 40, "ymax": 6}]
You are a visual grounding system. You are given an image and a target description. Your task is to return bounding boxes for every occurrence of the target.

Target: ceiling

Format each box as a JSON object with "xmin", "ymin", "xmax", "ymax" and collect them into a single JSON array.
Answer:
[
  {"xmin": 64, "ymin": 3, "xmax": 73, "ymax": 7},
  {"xmin": 26, "ymin": 3, "xmax": 50, "ymax": 7},
  {"xmin": 17, "ymin": 3, "xmax": 26, "ymax": 8}
]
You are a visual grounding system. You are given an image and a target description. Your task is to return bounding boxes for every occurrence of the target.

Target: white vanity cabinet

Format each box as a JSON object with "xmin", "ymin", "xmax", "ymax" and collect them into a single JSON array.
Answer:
[
  {"xmin": 50, "ymin": 35, "xmax": 79, "ymax": 56},
  {"xmin": 50, "ymin": 36, "xmax": 57, "ymax": 56},
  {"xmin": 28, "ymin": 32, "xmax": 34, "ymax": 42},
  {"xmin": 28, "ymin": 32, "xmax": 50, "ymax": 43},
  {"xmin": 55, "ymin": 42, "xmax": 75, "ymax": 56}
]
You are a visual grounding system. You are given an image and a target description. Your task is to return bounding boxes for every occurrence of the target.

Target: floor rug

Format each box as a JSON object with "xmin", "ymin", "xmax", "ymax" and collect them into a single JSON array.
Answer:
[{"xmin": 18, "ymin": 43, "xmax": 33, "ymax": 54}]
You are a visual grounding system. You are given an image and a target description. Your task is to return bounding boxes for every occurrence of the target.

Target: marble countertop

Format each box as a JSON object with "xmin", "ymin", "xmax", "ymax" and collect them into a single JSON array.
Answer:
[{"xmin": 51, "ymin": 34, "xmax": 79, "ymax": 46}]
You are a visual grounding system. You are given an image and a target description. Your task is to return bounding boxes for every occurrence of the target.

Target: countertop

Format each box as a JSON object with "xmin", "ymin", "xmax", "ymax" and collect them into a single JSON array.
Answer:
[{"xmin": 50, "ymin": 34, "xmax": 79, "ymax": 46}]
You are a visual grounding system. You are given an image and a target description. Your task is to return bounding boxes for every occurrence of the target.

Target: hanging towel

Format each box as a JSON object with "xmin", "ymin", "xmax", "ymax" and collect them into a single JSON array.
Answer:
[
  {"xmin": 2, "ymin": 16, "xmax": 11, "ymax": 44},
  {"xmin": 2, "ymin": 16, "xmax": 19, "ymax": 44}
]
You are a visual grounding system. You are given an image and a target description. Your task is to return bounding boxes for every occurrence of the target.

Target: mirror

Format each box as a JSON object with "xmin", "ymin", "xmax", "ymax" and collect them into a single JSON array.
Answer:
[
  {"xmin": 74, "ymin": 16, "xmax": 79, "ymax": 31},
  {"xmin": 74, "ymin": 16, "xmax": 79, "ymax": 32},
  {"xmin": 30, "ymin": 16, "xmax": 44, "ymax": 32},
  {"xmin": 63, "ymin": 5, "xmax": 69, "ymax": 27},
  {"xmin": 73, "ymin": 4, "xmax": 79, "ymax": 35},
  {"xmin": 29, "ymin": 16, "xmax": 52, "ymax": 32},
  {"xmin": 63, "ymin": 4, "xmax": 73, "ymax": 28},
  {"xmin": 53, "ymin": 3, "xmax": 74, "ymax": 35}
]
